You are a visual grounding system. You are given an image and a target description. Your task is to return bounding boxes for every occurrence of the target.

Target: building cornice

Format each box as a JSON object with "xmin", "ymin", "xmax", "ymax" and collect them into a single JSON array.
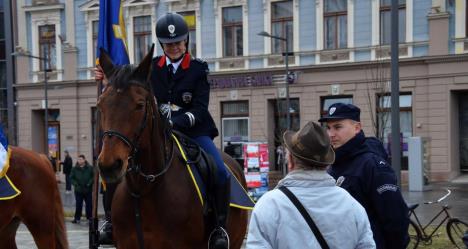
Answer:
[
  {"xmin": 13, "ymin": 80, "xmax": 97, "ymax": 89},
  {"xmin": 208, "ymin": 53, "xmax": 468, "ymax": 76},
  {"xmin": 23, "ymin": 3, "xmax": 64, "ymax": 12}
]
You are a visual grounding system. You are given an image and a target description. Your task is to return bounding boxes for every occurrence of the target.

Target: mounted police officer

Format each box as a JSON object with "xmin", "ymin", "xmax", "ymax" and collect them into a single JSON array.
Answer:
[
  {"xmin": 96, "ymin": 13, "xmax": 230, "ymax": 249},
  {"xmin": 319, "ymin": 103, "xmax": 410, "ymax": 249}
]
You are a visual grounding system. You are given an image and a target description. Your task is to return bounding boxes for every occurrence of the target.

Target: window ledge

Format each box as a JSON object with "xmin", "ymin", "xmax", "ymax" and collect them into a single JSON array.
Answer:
[{"xmin": 23, "ymin": 3, "xmax": 64, "ymax": 12}]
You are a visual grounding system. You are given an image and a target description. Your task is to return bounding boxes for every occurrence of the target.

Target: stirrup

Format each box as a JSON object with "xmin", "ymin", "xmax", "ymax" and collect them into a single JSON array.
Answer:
[
  {"xmin": 208, "ymin": 227, "xmax": 230, "ymax": 249},
  {"xmin": 98, "ymin": 220, "xmax": 114, "ymax": 245}
]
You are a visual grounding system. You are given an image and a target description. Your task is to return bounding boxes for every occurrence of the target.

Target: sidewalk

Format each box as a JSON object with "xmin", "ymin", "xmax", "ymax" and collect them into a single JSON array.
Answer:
[
  {"xmin": 58, "ymin": 176, "xmax": 468, "ymax": 224},
  {"xmin": 402, "ymin": 180, "xmax": 468, "ymax": 224}
]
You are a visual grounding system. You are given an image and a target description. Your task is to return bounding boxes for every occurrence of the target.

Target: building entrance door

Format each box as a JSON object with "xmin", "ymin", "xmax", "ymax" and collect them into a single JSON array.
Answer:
[{"xmin": 460, "ymin": 93, "xmax": 468, "ymax": 172}]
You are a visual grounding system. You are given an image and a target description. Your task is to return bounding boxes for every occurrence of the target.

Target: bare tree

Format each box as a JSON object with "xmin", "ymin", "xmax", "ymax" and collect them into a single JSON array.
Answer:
[{"xmin": 364, "ymin": 51, "xmax": 391, "ymax": 141}]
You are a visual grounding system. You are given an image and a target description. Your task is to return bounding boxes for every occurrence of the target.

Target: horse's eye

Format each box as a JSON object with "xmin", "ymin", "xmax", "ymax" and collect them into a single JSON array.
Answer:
[{"xmin": 136, "ymin": 103, "xmax": 145, "ymax": 110}]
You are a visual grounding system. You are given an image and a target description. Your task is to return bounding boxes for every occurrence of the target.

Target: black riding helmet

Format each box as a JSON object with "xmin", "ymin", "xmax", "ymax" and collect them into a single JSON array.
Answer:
[{"xmin": 156, "ymin": 13, "xmax": 190, "ymax": 59}]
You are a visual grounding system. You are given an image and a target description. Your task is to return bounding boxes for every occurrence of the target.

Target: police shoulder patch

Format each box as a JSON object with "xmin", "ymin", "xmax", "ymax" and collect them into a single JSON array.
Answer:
[{"xmin": 376, "ymin": 184, "xmax": 398, "ymax": 194}]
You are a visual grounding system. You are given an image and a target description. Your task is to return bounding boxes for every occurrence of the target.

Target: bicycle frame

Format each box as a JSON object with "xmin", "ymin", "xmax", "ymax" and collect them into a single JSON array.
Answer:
[
  {"xmin": 410, "ymin": 205, "xmax": 452, "ymax": 241},
  {"xmin": 409, "ymin": 189, "xmax": 453, "ymax": 242}
]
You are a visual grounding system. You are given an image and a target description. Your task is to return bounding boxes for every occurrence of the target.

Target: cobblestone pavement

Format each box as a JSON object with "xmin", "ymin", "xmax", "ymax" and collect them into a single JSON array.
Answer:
[{"xmin": 15, "ymin": 180, "xmax": 468, "ymax": 248}]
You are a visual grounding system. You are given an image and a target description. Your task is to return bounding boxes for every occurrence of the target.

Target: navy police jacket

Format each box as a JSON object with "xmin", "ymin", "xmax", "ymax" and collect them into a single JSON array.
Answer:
[
  {"xmin": 327, "ymin": 131, "xmax": 409, "ymax": 249},
  {"xmin": 151, "ymin": 54, "xmax": 218, "ymax": 139}
]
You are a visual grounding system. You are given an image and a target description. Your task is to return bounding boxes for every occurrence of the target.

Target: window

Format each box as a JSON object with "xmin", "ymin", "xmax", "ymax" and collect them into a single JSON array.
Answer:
[
  {"xmin": 179, "ymin": 11, "xmax": 196, "ymax": 56},
  {"xmin": 271, "ymin": 1, "xmax": 293, "ymax": 54},
  {"xmin": 221, "ymin": 101, "xmax": 249, "ymax": 163},
  {"xmin": 466, "ymin": 0, "xmax": 468, "ymax": 37},
  {"xmin": 222, "ymin": 6, "xmax": 243, "ymax": 57},
  {"xmin": 377, "ymin": 93, "xmax": 412, "ymax": 170},
  {"xmin": 324, "ymin": 0, "xmax": 347, "ymax": 50},
  {"xmin": 320, "ymin": 96, "xmax": 353, "ymax": 117},
  {"xmin": 38, "ymin": 25, "xmax": 56, "ymax": 70},
  {"xmin": 0, "ymin": 12, "xmax": 4, "ymax": 38},
  {"xmin": 133, "ymin": 16, "xmax": 152, "ymax": 63},
  {"xmin": 92, "ymin": 21, "xmax": 98, "ymax": 66},
  {"xmin": 380, "ymin": 0, "xmax": 406, "ymax": 45}
]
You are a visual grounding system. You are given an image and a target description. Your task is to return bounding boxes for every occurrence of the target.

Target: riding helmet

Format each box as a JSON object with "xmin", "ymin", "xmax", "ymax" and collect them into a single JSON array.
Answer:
[{"xmin": 156, "ymin": 13, "xmax": 189, "ymax": 44}]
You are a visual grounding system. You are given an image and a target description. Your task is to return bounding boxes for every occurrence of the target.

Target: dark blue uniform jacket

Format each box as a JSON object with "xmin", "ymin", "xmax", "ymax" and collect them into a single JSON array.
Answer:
[
  {"xmin": 327, "ymin": 131, "xmax": 409, "ymax": 249},
  {"xmin": 151, "ymin": 54, "xmax": 218, "ymax": 139}
]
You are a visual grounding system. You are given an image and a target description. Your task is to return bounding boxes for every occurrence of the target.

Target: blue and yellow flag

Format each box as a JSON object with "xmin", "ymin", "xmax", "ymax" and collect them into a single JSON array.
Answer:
[
  {"xmin": 96, "ymin": 0, "xmax": 130, "ymax": 65},
  {"xmin": 0, "ymin": 124, "xmax": 10, "ymax": 178}
]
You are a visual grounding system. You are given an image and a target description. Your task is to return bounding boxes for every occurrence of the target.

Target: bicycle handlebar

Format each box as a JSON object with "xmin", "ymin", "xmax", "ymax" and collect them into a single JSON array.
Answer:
[{"xmin": 423, "ymin": 189, "xmax": 451, "ymax": 204}]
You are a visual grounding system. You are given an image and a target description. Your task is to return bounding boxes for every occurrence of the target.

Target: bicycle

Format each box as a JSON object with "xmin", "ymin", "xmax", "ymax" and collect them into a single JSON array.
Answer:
[{"xmin": 407, "ymin": 189, "xmax": 468, "ymax": 249}]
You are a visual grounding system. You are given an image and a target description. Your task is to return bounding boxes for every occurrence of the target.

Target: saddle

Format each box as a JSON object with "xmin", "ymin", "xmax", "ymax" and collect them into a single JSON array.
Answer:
[{"xmin": 171, "ymin": 130, "xmax": 219, "ymax": 215}]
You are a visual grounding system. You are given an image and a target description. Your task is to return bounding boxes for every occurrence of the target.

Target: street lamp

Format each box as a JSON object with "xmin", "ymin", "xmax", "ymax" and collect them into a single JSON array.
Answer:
[
  {"xmin": 12, "ymin": 51, "xmax": 50, "ymax": 154},
  {"xmin": 258, "ymin": 30, "xmax": 292, "ymax": 131}
]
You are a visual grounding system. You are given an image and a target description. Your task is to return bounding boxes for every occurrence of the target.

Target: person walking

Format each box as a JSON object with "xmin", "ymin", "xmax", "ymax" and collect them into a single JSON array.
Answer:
[
  {"xmin": 61, "ymin": 150, "xmax": 73, "ymax": 193},
  {"xmin": 319, "ymin": 103, "xmax": 409, "ymax": 249},
  {"xmin": 70, "ymin": 154, "xmax": 94, "ymax": 223},
  {"xmin": 246, "ymin": 121, "xmax": 375, "ymax": 249}
]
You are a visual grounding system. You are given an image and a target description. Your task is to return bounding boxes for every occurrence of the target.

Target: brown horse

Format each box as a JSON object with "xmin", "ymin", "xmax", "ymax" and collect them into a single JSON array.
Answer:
[
  {"xmin": 0, "ymin": 146, "xmax": 68, "ymax": 249},
  {"xmin": 96, "ymin": 47, "xmax": 248, "ymax": 249}
]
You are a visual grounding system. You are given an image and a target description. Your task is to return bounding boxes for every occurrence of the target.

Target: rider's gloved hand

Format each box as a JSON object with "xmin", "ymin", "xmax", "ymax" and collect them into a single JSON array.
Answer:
[{"xmin": 94, "ymin": 66, "xmax": 109, "ymax": 87}]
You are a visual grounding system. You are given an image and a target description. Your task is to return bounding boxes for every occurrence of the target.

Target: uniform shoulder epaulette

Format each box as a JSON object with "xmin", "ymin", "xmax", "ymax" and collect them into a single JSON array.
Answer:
[
  {"xmin": 193, "ymin": 58, "xmax": 207, "ymax": 64},
  {"xmin": 193, "ymin": 58, "xmax": 209, "ymax": 73}
]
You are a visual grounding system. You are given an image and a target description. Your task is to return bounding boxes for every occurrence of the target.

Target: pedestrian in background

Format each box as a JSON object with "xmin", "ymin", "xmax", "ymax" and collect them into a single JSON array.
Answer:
[
  {"xmin": 247, "ymin": 121, "xmax": 375, "ymax": 249},
  {"xmin": 319, "ymin": 103, "xmax": 409, "ymax": 249},
  {"xmin": 70, "ymin": 154, "xmax": 94, "ymax": 223},
  {"xmin": 61, "ymin": 150, "xmax": 73, "ymax": 193}
]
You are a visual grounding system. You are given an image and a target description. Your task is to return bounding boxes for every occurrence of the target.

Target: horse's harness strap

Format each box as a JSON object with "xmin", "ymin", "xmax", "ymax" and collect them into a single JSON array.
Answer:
[
  {"xmin": 102, "ymin": 130, "xmax": 137, "ymax": 155},
  {"xmin": 101, "ymin": 97, "xmax": 173, "ymax": 184},
  {"xmin": 132, "ymin": 194, "xmax": 145, "ymax": 249}
]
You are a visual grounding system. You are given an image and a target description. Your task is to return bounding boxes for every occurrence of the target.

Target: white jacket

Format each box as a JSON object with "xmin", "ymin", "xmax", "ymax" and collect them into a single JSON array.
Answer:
[{"xmin": 246, "ymin": 170, "xmax": 376, "ymax": 249}]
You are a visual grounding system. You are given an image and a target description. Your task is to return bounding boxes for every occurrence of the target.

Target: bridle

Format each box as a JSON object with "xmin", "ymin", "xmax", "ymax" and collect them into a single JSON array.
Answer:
[
  {"xmin": 101, "ymin": 85, "xmax": 174, "ymax": 184},
  {"xmin": 100, "ymin": 85, "xmax": 175, "ymax": 249}
]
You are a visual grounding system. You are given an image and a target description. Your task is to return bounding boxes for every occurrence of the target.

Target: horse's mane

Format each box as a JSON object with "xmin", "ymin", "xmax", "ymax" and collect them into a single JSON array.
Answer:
[{"xmin": 108, "ymin": 64, "xmax": 149, "ymax": 90}]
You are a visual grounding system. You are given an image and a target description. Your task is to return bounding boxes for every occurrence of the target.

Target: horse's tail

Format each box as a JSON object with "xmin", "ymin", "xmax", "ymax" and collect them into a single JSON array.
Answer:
[
  {"xmin": 39, "ymin": 153, "xmax": 69, "ymax": 249},
  {"xmin": 53, "ymin": 181, "xmax": 69, "ymax": 249}
]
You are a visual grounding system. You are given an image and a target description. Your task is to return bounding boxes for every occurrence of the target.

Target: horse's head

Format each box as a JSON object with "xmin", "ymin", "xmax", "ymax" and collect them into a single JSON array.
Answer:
[{"xmin": 97, "ymin": 45, "xmax": 156, "ymax": 183}]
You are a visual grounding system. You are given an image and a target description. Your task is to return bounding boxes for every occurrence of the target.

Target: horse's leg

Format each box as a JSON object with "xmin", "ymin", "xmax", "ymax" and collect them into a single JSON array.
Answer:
[
  {"xmin": 0, "ymin": 218, "xmax": 21, "ymax": 249},
  {"xmin": 21, "ymin": 201, "xmax": 56, "ymax": 249}
]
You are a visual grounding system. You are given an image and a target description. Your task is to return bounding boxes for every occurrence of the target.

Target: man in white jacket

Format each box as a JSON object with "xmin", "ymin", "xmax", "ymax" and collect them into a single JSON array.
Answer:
[{"xmin": 246, "ymin": 121, "xmax": 375, "ymax": 249}]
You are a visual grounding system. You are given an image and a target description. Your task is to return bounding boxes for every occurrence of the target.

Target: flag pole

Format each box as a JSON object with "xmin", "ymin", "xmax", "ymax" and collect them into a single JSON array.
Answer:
[{"xmin": 89, "ymin": 78, "xmax": 103, "ymax": 249}]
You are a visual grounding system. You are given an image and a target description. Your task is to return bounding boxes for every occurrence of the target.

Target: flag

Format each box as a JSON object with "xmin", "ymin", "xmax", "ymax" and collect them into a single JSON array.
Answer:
[
  {"xmin": 96, "ymin": 0, "xmax": 130, "ymax": 65},
  {"xmin": 0, "ymin": 124, "xmax": 10, "ymax": 178}
]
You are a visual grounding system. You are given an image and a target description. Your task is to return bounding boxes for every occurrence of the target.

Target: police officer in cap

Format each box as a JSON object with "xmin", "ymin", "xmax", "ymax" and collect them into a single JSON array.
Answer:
[
  {"xmin": 95, "ymin": 13, "xmax": 230, "ymax": 249},
  {"xmin": 319, "ymin": 103, "xmax": 409, "ymax": 249}
]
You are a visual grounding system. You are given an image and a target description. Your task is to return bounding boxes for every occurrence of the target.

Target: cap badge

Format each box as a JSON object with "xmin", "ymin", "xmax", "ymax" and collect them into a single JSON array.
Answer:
[
  {"xmin": 329, "ymin": 107, "xmax": 336, "ymax": 115},
  {"xmin": 168, "ymin": 25, "xmax": 175, "ymax": 34}
]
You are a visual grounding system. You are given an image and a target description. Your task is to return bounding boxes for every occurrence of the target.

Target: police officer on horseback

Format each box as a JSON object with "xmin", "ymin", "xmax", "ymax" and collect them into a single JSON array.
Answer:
[{"xmin": 96, "ymin": 13, "xmax": 230, "ymax": 249}]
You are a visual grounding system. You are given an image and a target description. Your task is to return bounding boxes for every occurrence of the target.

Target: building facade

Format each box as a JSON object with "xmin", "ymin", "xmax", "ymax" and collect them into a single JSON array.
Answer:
[
  {"xmin": 1, "ymin": 0, "xmax": 16, "ymax": 144},
  {"xmin": 13, "ymin": 0, "xmax": 468, "ymax": 181}
]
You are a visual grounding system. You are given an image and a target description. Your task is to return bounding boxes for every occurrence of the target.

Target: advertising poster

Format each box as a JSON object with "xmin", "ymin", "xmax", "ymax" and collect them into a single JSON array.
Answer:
[
  {"xmin": 243, "ymin": 143, "xmax": 269, "ymax": 201},
  {"xmin": 48, "ymin": 126, "xmax": 59, "ymax": 157}
]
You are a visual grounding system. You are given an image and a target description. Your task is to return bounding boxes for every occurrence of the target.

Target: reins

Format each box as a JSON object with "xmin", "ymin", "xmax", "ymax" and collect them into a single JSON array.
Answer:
[{"xmin": 101, "ymin": 84, "xmax": 174, "ymax": 249}]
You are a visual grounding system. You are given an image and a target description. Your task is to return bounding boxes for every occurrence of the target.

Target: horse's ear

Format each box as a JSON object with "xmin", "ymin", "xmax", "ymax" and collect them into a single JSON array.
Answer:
[
  {"xmin": 98, "ymin": 47, "xmax": 115, "ymax": 79},
  {"xmin": 133, "ymin": 43, "xmax": 155, "ymax": 84}
]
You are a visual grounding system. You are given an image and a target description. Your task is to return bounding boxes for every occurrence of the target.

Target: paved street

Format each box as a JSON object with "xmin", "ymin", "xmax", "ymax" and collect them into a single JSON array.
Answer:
[{"xmin": 15, "ymin": 179, "xmax": 468, "ymax": 248}]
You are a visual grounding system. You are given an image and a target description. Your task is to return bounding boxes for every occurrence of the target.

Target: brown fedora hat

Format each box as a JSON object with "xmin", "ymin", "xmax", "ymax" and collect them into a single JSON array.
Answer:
[{"xmin": 283, "ymin": 121, "xmax": 335, "ymax": 167}]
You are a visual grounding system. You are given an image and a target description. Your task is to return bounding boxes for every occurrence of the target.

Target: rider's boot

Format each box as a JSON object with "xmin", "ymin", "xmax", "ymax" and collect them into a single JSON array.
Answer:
[
  {"xmin": 98, "ymin": 213, "xmax": 114, "ymax": 245},
  {"xmin": 208, "ymin": 180, "xmax": 230, "ymax": 249},
  {"xmin": 99, "ymin": 183, "xmax": 116, "ymax": 245}
]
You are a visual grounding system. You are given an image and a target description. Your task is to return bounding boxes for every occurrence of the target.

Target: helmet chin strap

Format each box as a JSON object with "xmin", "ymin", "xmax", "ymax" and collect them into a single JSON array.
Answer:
[
  {"xmin": 163, "ymin": 50, "xmax": 186, "ymax": 63},
  {"xmin": 159, "ymin": 36, "xmax": 190, "ymax": 62}
]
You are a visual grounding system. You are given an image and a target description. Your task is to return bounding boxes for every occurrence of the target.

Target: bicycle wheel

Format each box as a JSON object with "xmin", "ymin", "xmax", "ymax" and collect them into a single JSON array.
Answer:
[
  {"xmin": 408, "ymin": 219, "xmax": 421, "ymax": 249},
  {"xmin": 447, "ymin": 218, "xmax": 468, "ymax": 249}
]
